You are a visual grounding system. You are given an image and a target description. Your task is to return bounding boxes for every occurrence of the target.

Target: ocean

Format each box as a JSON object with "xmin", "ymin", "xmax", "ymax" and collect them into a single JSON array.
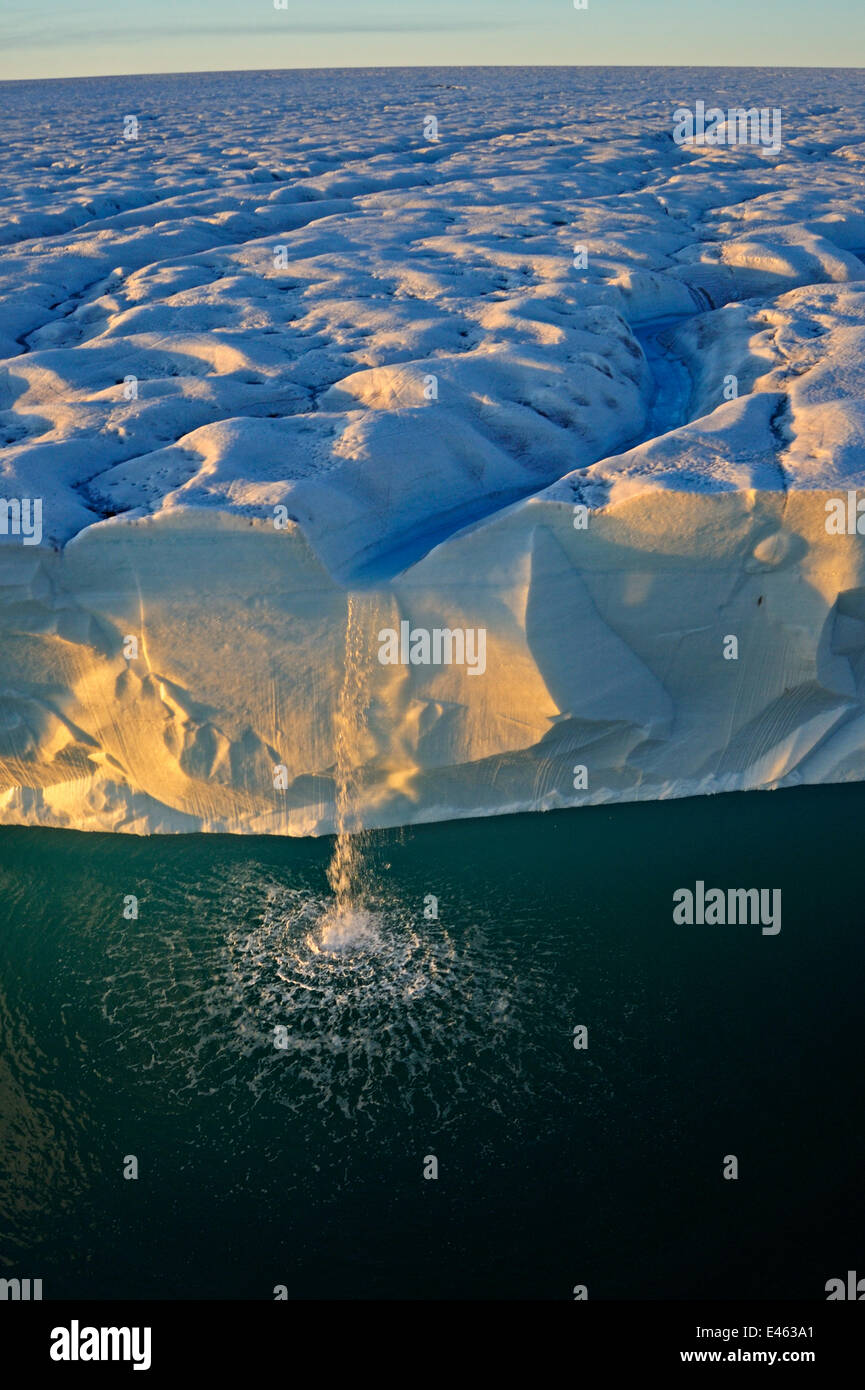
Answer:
[{"xmin": 1, "ymin": 781, "xmax": 862, "ymax": 1299}]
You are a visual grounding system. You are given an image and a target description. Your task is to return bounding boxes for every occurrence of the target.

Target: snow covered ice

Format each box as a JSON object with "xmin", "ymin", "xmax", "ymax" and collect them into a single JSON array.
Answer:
[{"xmin": 2, "ymin": 66, "xmax": 865, "ymax": 834}]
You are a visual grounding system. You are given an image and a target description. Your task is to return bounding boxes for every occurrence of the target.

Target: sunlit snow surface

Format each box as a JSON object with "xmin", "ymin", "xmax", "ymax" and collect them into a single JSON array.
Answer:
[{"xmin": 2, "ymin": 67, "xmax": 865, "ymax": 833}]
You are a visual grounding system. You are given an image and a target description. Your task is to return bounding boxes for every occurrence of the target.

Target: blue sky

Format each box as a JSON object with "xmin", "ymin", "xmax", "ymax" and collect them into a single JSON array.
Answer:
[{"xmin": 2, "ymin": 0, "xmax": 862, "ymax": 81}]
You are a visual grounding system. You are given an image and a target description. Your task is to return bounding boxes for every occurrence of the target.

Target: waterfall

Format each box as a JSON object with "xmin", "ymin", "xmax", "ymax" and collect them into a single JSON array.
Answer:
[{"xmin": 326, "ymin": 594, "xmax": 370, "ymax": 917}]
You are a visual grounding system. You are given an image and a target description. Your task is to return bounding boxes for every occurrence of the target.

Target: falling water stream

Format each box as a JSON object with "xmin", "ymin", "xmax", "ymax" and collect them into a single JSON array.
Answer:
[{"xmin": 321, "ymin": 595, "xmax": 376, "ymax": 951}]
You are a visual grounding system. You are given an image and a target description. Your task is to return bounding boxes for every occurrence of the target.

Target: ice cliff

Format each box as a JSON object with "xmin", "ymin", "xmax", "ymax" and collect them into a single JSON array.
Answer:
[{"xmin": 2, "ymin": 67, "xmax": 865, "ymax": 833}]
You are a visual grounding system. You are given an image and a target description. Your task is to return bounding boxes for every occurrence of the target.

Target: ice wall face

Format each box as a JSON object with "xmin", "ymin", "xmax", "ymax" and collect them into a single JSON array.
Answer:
[
  {"xmin": 3, "ymin": 480, "xmax": 865, "ymax": 835},
  {"xmin": 2, "ymin": 68, "xmax": 865, "ymax": 834}
]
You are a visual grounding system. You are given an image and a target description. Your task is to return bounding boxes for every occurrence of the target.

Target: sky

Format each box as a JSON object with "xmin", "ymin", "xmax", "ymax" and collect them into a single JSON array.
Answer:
[{"xmin": 1, "ymin": 0, "xmax": 863, "ymax": 81}]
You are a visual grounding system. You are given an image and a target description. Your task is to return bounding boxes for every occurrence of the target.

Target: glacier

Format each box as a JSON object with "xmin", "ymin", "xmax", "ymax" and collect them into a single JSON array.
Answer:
[{"xmin": 2, "ymin": 66, "xmax": 865, "ymax": 834}]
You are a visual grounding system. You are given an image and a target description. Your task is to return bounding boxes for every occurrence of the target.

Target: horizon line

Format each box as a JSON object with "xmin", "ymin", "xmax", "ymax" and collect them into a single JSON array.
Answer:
[{"xmin": 2, "ymin": 61, "xmax": 863, "ymax": 85}]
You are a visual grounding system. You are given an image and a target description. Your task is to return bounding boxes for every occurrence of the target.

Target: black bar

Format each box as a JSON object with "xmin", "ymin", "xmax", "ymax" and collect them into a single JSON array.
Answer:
[{"xmin": 2, "ymin": 1299, "xmax": 861, "ymax": 1376}]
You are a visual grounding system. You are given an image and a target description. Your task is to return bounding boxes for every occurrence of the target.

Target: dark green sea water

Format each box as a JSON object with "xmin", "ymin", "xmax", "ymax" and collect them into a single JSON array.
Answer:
[{"xmin": 0, "ymin": 784, "xmax": 863, "ymax": 1300}]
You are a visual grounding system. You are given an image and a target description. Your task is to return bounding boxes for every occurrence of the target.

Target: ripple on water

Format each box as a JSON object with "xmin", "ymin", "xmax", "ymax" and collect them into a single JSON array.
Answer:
[
  {"xmin": 201, "ymin": 872, "xmax": 552, "ymax": 1130},
  {"xmin": 93, "ymin": 865, "xmax": 592, "ymax": 1145}
]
